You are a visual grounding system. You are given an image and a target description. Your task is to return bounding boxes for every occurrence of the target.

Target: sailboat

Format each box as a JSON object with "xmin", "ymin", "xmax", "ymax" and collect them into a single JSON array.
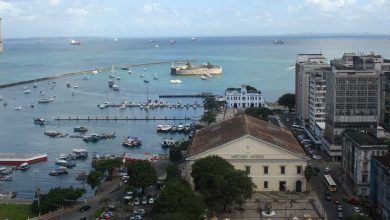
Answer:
[
  {"xmin": 153, "ymin": 73, "xmax": 158, "ymax": 80},
  {"xmin": 109, "ymin": 66, "xmax": 115, "ymax": 78}
]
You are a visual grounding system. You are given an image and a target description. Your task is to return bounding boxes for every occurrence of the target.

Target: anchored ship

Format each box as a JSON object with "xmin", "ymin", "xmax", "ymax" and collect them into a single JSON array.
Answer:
[
  {"xmin": 0, "ymin": 153, "xmax": 48, "ymax": 165},
  {"xmin": 170, "ymin": 62, "xmax": 222, "ymax": 75}
]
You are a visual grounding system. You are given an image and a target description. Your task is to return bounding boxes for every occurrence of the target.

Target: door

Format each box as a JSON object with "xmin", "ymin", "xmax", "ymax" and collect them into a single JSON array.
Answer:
[
  {"xmin": 279, "ymin": 181, "xmax": 286, "ymax": 191},
  {"xmin": 295, "ymin": 180, "xmax": 302, "ymax": 192}
]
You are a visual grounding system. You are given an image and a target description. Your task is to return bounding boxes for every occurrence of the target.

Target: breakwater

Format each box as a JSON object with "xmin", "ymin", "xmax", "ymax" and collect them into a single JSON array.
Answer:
[{"xmin": 0, "ymin": 59, "xmax": 196, "ymax": 90}]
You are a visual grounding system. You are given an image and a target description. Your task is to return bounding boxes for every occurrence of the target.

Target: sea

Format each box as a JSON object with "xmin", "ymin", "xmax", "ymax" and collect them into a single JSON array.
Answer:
[{"xmin": 0, "ymin": 35, "xmax": 390, "ymax": 198}]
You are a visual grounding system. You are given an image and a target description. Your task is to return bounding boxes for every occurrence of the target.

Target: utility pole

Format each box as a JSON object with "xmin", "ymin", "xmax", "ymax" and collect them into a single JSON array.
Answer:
[{"xmin": 33, "ymin": 169, "xmax": 41, "ymax": 216}]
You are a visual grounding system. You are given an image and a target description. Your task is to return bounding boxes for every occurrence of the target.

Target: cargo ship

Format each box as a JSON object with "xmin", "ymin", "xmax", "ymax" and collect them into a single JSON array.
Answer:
[
  {"xmin": 170, "ymin": 62, "xmax": 222, "ymax": 75},
  {"xmin": 0, "ymin": 153, "xmax": 48, "ymax": 165}
]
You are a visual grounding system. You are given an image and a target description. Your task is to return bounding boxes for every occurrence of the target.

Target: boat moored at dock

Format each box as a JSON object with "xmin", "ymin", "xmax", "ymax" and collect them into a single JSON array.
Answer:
[{"xmin": 0, "ymin": 153, "xmax": 48, "ymax": 165}]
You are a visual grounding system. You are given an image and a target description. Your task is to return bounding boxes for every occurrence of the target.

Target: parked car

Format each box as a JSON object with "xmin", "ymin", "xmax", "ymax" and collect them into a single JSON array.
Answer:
[
  {"xmin": 141, "ymin": 197, "xmax": 148, "ymax": 205},
  {"xmin": 312, "ymin": 155, "xmax": 322, "ymax": 160},
  {"xmin": 149, "ymin": 197, "xmax": 154, "ymax": 204},
  {"xmin": 79, "ymin": 205, "xmax": 91, "ymax": 212},
  {"xmin": 337, "ymin": 205, "xmax": 343, "ymax": 212},
  {"xmin": 300, "ymin": 139, "xmax": 311, "ymax": 144},
  {"xmin": 353, "ymin": 206, "xmax": 360, "ymax": 213},
  {"xmin": 323, "ymin": 167, "xmax": 331, "ymax": 173},
  {"xmin": 348, "ymin": 196, "xmax": 361, "ymax": 205},
  {"xmin": 337, "ymin": 212, "xmax": 343, "ymax": 219},
  {"xmin": 133, "ymin": 208, "xmax": 145, "ymax": 216},
  {"xmin": 334, "ymin": 199, "xmax": 340, "ymax": 205},
  {"xmin": 314, "ymin": 167, "xmax": 320, "ymax": 172},
  {"xmin": 130, "ymin": 215, "xmax": 142, "ymax": 220},
  {"xmin": 325, "ymin": 192, "xmax": 332, "ymax": 201},
  {"xmin": 134, "ymin": 197, "xmax": 140, "ymax": 206}
]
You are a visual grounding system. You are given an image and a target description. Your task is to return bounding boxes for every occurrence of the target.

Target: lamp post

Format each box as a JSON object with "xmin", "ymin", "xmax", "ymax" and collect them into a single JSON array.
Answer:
[{"xmin": 33, "ymin": 169, "xmax": 41, "ymax": 216}]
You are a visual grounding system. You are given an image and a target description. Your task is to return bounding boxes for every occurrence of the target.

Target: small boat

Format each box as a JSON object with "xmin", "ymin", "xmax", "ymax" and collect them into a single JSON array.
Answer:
[
  {"xmin": 156, "ymin": 124, "xmax": 163, "ymax": 132},
  {"xmin": 121, "ymin": 66, "xmax": 129, "ymax": 70},
  {"xmin": 144, "ymin": 80, "xmax": 149, "ymax": 83},
  {"xmin": 74, "ymin": 126, "xmax": 88, "ymax": 133},
  {"xmin": 119, "ymin": 103, "xmax": 127, "ymax": 110},
  {"xmin": 73, "ymin": 84, "xmax": 78, "ymax": 89},
  {"xmin": 1, "ymin": 175, "xmax": 12, "ymax": 181},
  {"xmin": 91, "ymin": 70, "xmax": 98, "ymax": 74},
  {"xmin": 201, "ymin": 75, "xmax": 208, "ymax": 80},
  {"xmin": 55, "ymin": 159, "xmax": 69, "ymax": 166},
  {"xmin": 0, "ymin": 168, "xmax": 13, "ymax": 175},
  {"xmin": 70, "ymin": 40, "xmax": 81, "ymax": 45},
  {"xmin": 143, "ymin": 68, "xmax": 147, "ymax": 71},
  {"xmin": 161, "ymin": 138, "xmax": 176, "ymax": 148},
  {"xmin": 160, "ymin": 124, "xmax": 172, "ymax": 132},
  {"xmin": 140, "ymin": 74, "xmax": 145, "ymax": 77},
  {"xmin": 116, "ymin": 76, "xmax": 121, "ymax": 80},
  {"xmin": 72, "ymin": 149, "xmax": 88, "ymax": 159},
  {"xmin": 153, "ymin": 73, "xmax": 158, "ymax": 80},
  {"xmin": 273, "ymin": 40, "xmax": 285, "ymax": 44},
  {"xmin": 24, "ymin": 89, "xmax": 31, "ymax": 94},
  {"xmin": 83, "ymin": 74, "xmax": 89, "ymax": 80},
  {"xmin": 33, "ymin": 83, "xmax": 38, "ymax": 88},
  {"xmin": 128, "ymin": 70, "xmax": 132, "ymax": 74},
  {"xmin": 44, "ymin": 130, "xmax": 64, "ymax": 137},
  {"xmin": 114, "ymin": 38, "xmax": 118, "ymax": 42},
  {"xmin": 49, "ymin": 167, "xmax": 68, "ymax": 176},
  {"xmin": 122, "ymin": 136, "xmax": 142, "ymax": 147},
  {"xmin": 34, "ymin": 118, "xmax": 45, "ymax": 125},
  {"xmin": 15, "ymin": 162, "xmax": 30, "ymax": 170},
  {"xmin": 112, "ymin": 84, "xmax": 120, "ymax": 91},
  {"xmin": 155, "ymin": 44, "xmax": 159, "ymax": 48},
  {"xmin": 109, "ymin": 74, "xmax": 115, "ymax": 78},
  {"xmin": 66, "ymin": 82, "xmax": 71, "ymax": 88},
  {"xmin": 177, "ymin": 123, "xmax": 184, "ymax": 132},
  {"xmin": 38, "ymin": 98, "xmax": 54, "ymax": 103},
  {"xmin": 170, "ymin": 79, "xmax": 182, "ymax": 84},
  {"xmin": 14, "ymin": 106, "xmax": 22, "ymax": 110}
]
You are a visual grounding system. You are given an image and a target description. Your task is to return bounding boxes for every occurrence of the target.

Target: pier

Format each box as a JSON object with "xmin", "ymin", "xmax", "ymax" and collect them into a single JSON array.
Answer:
[
  {"xmin": 55, "ymin": 116, "xmax": 196, "ymax": 121},
  {"xmin": 159, "ymin": 93, "xmax": 216, "ymax": 98},
  {"xmin": 0, "ymin": 59, "xmax": 196, "ymax": 89}
]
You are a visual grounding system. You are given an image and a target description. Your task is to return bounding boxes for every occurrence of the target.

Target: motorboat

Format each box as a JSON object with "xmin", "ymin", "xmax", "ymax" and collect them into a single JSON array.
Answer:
[
  {"xmin": 140, "ymin": 73, "xmax": 145, "ymax": 77},
  {"xmin": 153, "ymin": 73, "xmax": 158, "ymax": 80},
  {"xmin": 55, "ymin": 159, "xmax": 69, "ymax": 166},
  {"xmin": 160, "ymin": 124, "xmax": 172, "ymax": 132},
  {"xmin": 123, "ymin": 136, "xmax": 142, "ymax": 147},
  {"xmin": 121, "ymin": 66, "xmax": 129, "ymax": 70},
  {"xmin": 38, "ymin": 98, "xmax": 54, "ymax": 103},
  {"xmin": 201, "ymin": 75, "xmax": 208, "ymax": 80},
  {"xmin": 177, "ymin": 123, "xmax": 184, "ymax": 132},
  {"xmin": 24, "ymin": 89, "xmax": 31, "ymax": 94},
  {"xmin": 15, "ymin": 162, "xmax": 30, "ymax": 170},
  {"xmin": 128, "ymin": 70, "xmax": 132, "ymax": 74},
  {"xmin": 49, "ymin": 167, "xmax": 68, "ymax": 176},
  {"xmin": 119, "ymin": 103, "xmax": 127, "ymax": 110},
  {"xmin": 70, "ymin": 40, "xmax": 81, "ymax": 45},
  {"xmin": 73, "ymin": 84, "xmax": 78, "ymax": 89},
  {"xmin": 144, "ymin": 80, "xmax": 149, "ymax": 83},
  {"xmin": 91, "ymin": 70, "xmax": 98, "ymax": 74},
  {"xmin": 14, "ymin": 106, "xmax": 22, "ymax": 110},
  {"xmin": 170, "ymin": 79, "xmax": 182, "ymax": 84},
  {"xmin": 112, "ymin": 84, "xmax": 120, "ymax": 91},
  {"xmin": 109, "ymin": 74, "xmax": 115, "ymax": 78},
  {"xmin": 156, "ymin": 124, "xmax": 163, "ymax": 132},
  {"xmin": 33, "ymin": 83, "xmax": 38, "ymax": 88},
  {"xmin": 155, "ymin": 44, "xmax": 159, "ymax": 48},
  {"xmin": 273, "ymin": 39, "xmax": 285, "ymax": 44},
  {"xmin": 73, "ymin": 126, "xmax": 88, "ymax": 133},
  {"xmin": 34, "ymin": 118, "xmax": 45, "ymax": 125},
  {"xmin": 161, "ymin": 138, "xmax": 176, "ymax": 148},
  {"xmin": 143, "ymin": 68, "xmax": 147, "ymax": 71},
  {"xmin": 72, "ymin": 149, "xmax": 88, "ymax": 159},
  {"xmin": 116, "ymin": 76, "xmax": 121, "ymax": 80}
]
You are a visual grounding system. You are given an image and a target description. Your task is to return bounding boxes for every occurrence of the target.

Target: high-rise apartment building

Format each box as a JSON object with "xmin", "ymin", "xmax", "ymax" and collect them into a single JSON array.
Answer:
[{"xmin": 295, "ymin": 54, "xmax": 329, "ymax": 126}]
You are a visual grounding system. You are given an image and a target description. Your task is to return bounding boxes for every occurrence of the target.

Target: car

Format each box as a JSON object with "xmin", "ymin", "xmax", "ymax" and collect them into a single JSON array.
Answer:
[
  {"xmin": 79, "ymin": 205, "xmax": 91, "ymax": 212},
  {"xmin": 79, "ymin": 217, "xmax": 87, "ymax": 220},
  {"xmin": 334, "ymin": 199, "xmax": 340, "ymax": 205},
  {"xmin": 323, "ymin": 167, "xmax": 331, "ymax": 173},
  {"xmin": 149, "ymin": 197, "xmax": 154, "ymax": 204},
  {"xmin": 337, "ymin": 205, "xmax": 343, "ymax": 212},
  {"xmin": 337, "ymin": 212, "xmax": 343, "ymax": 219},
  {"xmin": 314, "ymin": 167, "xmax": 320, "ymax": 172},
  {"xmin": 348, "ymin": 196, "xmax": 361, "ymax": 205},
  {"xmin": 130, "ymin": 215, "xmax": 142, "ymax": 220},
  {"xmin": 134, "ymin": 197, "xmax": 140, "ymax": 206},
  {"xmin": 300, "ymin": 139, "xmax": 311, "ymax": 144},
  {"xmin": 133, "ymin": 208, "xmax": 145, "ymax": 216},
  {"xmin": 312, "ymin": 155, "xmax": 322, "ymax": 160},
  {"xmin": 325, "ymin": 192, "xmax": 332, "ymax": 201},
  {"xmin": 141, "ymin": 197, "xmax": 148, "ymax": 205},
  {"xmin": 121, "ymin": 175, "xmax": 129, "ymax": 180},
  {"xmin": 353, "ymin": 207, "xmax": 360, "ymax": 213}
]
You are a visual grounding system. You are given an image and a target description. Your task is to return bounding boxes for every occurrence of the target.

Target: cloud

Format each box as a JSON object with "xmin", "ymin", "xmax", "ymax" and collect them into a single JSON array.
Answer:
[
  {"xmin": 67, "ymin": 7, "xmax": 89, "ymax": 17},
  {"xmin": 48, "ymin": 0, "xmax": 60, "ymax": 6},
  {"xmin": 306, "ymin": 0, "xmax": 357, "ymax": 11},
  {"xmin": 143, "ymin": 3, "xmax": 161, "ymax": 14}
]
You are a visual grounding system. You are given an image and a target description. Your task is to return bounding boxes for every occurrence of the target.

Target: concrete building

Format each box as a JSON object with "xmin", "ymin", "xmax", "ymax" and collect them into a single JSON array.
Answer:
[
  {"xmin": 225, "ymin": 85, "xmax": 265, "ymax": 109},
  {"xmin": 323, "ymin": 53, "xmax": 381, "ymax": 161},
  {"xmin": 295, "ymin": 54, "xmax": 329, "ymax": 125},
  {"xmin": 379, "ymin": 61, "xmax": 390, "ymax": 130},
  {"xmin": 341, "ymin": 132, "xmax": 387, "ymax": 197},
  {"xmin": 186, "ymin": 114, "xmax": 309, "ymax": 192},
  {"xmin": 370, "ymin": 153, "xmax": 390, "ymax": 220}
]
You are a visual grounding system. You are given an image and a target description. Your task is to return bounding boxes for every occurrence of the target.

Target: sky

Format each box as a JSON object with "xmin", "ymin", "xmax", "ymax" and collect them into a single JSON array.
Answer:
[{"xmin": 0, "ymin": 0, "xmax": 389, "ymax": 38}]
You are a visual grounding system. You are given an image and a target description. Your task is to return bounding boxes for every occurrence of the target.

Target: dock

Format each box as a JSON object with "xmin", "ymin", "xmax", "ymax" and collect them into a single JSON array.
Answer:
[
  {"xmin": 0, "ymin": 59, "xmax": 196, "ymax": 90},
  {"xmin": 159, "ymin": 93, "xmax": 216, "ymax": 98},
  {"xmin": 55, "ymin": 116, "xmax": 196, "ymax": 121}
]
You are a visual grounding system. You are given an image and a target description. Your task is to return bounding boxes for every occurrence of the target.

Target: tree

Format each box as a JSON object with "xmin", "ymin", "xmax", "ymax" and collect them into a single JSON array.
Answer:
[
  {"xmin": 244, "ymin": 107, "xmax": 273, "ymax": 121},
  {"xmin": 32, "ymin": 187, "xmax": 85, "ymax": 214},
  {"xmin": 245, "ymin": 85, "xmax": 258, "ymax": 93},
  {"xmin": 127, "ymin": 160, "xmax": 158, "ymax": 191},
  {"xmin": 277, "ymin": 93, "xmax": 295, "ymax": 112},
  {"xmin": 191, "ymin": 156, "xmax": 255, "ymax": 212},
  {"xmin": 153, "ymin": 179, "xmax": 204, "ymax": 220},
  {"xmin": 200, "ymin": 112, "xmax": 216, "ymax": 124},
  {"xmin": 93, "ymin": 158, "xmax": 123, "ymax": 180},
  {"xmin": 304, "ymin": 165, "xmax": 314, "ymax": 191},
  {"xmin": 203, "ymin": 96, "xmax": 225, "ymax": 114},
  {"xmin": 86, "ymin": 170, "xmax": 102, "ymax": 190},
  {"xmin": 169, "ymin": 147, "xmax": 182, "ymax": 162},
  {"xmin": 166, "ymin": 164, "xmax": 181, "ymax": 181}
]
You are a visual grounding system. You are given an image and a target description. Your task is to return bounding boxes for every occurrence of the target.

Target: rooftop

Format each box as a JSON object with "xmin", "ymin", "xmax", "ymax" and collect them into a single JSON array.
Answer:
[
  {"xmin": 344, "ymin": 132, "xmax": 386, "ymax": 146},
  {"xmin": 187, "ymin": 114, "xmax": 305, "ymax": 158}
]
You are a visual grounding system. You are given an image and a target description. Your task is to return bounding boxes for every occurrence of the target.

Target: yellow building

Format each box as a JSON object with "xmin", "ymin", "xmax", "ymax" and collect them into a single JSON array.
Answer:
[{"xmin": 186, "ymin": 114, "xmax": 309, "ymax": 192}]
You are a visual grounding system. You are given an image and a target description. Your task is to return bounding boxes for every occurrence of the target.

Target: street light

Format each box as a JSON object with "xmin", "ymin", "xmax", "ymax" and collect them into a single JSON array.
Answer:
[{"xmin": 33, "ymin": 169, "xmax": 41, "ymax": 216}]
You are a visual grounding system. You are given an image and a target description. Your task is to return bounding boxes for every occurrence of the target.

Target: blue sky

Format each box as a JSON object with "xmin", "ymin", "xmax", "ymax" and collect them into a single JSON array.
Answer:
[{"xmin": 0, "ymin": 0, "xmax": 389, "ymax": 38}]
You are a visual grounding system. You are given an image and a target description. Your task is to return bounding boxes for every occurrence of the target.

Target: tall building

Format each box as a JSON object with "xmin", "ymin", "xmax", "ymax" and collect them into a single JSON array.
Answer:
[
  {"xmin": 379, "ymin": 61, "xmax": 390, "ymax": 130},
  {"xmin": 370, "ymin": 153, "xmax": 390, "ymax": 220},
  {"xmin": 341, "ymin": 132, "xmax": 387, "ymax": 197},
  {"xmin": 295, "ymin": 54, "xmax": 329, "ymax": 125},
  {"xmin": 323, "ymin": 53, "xmax": 381, "ymax": 161}
]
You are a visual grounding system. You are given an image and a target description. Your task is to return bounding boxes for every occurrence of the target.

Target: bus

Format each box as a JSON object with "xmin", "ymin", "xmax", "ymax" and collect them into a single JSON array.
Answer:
[{"xmin": 324, "ymin": 174, "xmax": 337, "ymax": 192}]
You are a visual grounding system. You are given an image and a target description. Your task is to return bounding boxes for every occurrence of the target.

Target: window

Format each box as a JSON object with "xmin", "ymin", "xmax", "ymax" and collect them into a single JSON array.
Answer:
[
  {"xmin": 281, "ymin": 166, "xmax": 286, "ymax": 174},
  {"xmin": 264, "ymin": 181, "xmax": 268, "ymax": 189},
  {"xmin": 263, "ymin": 166, "xmax": 269, "ymax": 174},
  {"xmin": 297, "ymin": 166, "xmax": 302, "ymax": 174},
  {"xmin": 362, "ymin": 175, "xmax": 368, "ymax": 183},
  {"xmin": 245, "ymin": 166, "xmax": 251, "ymax": 174}
]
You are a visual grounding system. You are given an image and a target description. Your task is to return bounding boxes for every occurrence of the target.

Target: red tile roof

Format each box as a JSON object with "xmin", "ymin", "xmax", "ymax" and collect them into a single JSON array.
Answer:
[{"xmin": 187, "ymin": 114, "xmax": 306, "ymax": 158}]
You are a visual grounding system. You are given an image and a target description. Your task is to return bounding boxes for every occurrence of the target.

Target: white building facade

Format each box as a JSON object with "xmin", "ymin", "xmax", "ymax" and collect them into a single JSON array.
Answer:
[
  {"xmin": 186, "ymin": 114, "xmax": 309, "ymax": 192},
  {"xmin": 225, "ymin": 85, "xmax": 265, "ymax": 109}
]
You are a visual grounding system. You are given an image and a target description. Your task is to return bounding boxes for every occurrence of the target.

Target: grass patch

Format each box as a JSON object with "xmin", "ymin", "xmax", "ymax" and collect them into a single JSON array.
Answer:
[
  {"xmin": 90, "ymin": 207, "xmax": 105, "ymax": 220},
  {"xmin": 0, "ymin": 204, "xmax": 36, "ymax": 220}
]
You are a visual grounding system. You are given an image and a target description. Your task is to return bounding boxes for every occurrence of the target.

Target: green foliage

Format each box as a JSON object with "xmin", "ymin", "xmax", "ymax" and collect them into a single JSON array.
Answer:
[
  {"xmin": 203, "ymin": 96, "xmax": 224, "ymax": 113},
  {"xmin": 244, "ymin": 107, "xmax": 273, "ymax": 121},
  {"xmin": 127, "ymin": 160, "xmax": 158, "ymax": 189},
  {"xmin": 87, "ymin": 170, "xmax": 102, "ymax": 189},
  {"xmin": 304, "ymin": 165, "xmax": 315, "ymax": 191},
  {"xmin": 166, "ymin": 164, "xmax": 181, "ymax": 181},
  {"xmin": 169, "ymin": 147, "xmax": 183, "ymax": 162},
  {"xmin": 245, "ymin": 85, "xmax": 258, "ymax": 93},
  {"xmin": 200, "ymin": 112, "xmax": 216, "ymax": 124},
  {"xmin": 0, "ymin": 204, "xmax": 36, "ymax": 220},
  {"xmin": 32, "ymin": 187, "xmax": 85, "ymax": 214},
  {"xmin": 277, "ymin": 93, "xmax": 295, "ymax": 111},
  {"xmin": 178, "ymin": 140, "xmax": 191, "ymax": 150},
  {"xmin": 191, "ymin": 156, "xmax": 255, "ymax": 212},
  {"xmin": 154, "ymin": 179, "xmax": 204, "ymax": 220},
  {"xmin": 93, "ymin": 158, "xmax": 123, "ymax": 180}
]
